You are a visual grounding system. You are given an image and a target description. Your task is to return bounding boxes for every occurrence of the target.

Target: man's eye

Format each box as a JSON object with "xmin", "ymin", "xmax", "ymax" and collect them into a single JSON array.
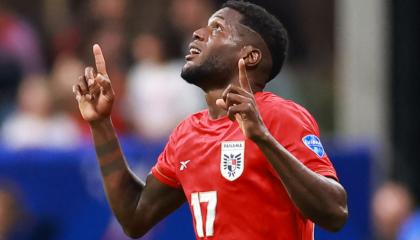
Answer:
[{"xmin": 212, "ymin": 25, "xmax": 222, "ymax": 33}]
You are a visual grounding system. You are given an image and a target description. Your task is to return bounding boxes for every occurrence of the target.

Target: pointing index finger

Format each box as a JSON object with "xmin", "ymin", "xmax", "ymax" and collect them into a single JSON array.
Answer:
[
  {"xmin": 238, "ymin": 58, "xmax": 252, "ymax": 93},
  {"xmin": 93, "ymin": 44, "xmax": 108, "ymax": 75}
]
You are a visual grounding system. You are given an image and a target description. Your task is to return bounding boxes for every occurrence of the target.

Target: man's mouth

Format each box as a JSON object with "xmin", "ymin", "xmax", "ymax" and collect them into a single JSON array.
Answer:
[
  {"xmin": 189, "ymin": 47, "xmax": 201, "ymax": 55},
  {"xmin": 185, "ymin": 44, "xmax": 202, "ymax": 60}
]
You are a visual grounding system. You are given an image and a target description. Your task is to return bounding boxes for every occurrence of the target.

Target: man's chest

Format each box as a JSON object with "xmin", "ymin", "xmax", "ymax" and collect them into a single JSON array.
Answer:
[
  {"xmin": 170, "ymin": 125, "xmax": 295, "ymax": 239},
  {"xmin": 172, "ymin": 127, "xmax": 276, "ymax": 195}
]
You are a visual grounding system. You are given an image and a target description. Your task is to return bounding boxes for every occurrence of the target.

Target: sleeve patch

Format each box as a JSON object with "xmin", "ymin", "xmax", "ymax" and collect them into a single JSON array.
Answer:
[{"xmin": 302, "ymin": 135, "xmax": 325, "ymax": 158}]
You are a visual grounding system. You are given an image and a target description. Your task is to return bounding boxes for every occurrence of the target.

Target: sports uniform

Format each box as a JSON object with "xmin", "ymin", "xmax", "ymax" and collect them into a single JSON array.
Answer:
[{"xmin": 152, "ymin": 91, "xmax": 337, "ymax": 240}]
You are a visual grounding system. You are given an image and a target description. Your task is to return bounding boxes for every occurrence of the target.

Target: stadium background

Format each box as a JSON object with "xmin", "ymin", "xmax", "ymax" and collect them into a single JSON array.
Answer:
[{"xmin": 0, "ymin": 0, "xmax": 418, "ymax": 239}]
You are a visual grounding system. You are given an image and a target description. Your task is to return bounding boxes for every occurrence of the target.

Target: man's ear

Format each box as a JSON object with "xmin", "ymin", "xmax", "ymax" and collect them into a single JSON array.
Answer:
[{"xmin": 240, "ymin": 46, "xmax": 262, "ymax": 67}]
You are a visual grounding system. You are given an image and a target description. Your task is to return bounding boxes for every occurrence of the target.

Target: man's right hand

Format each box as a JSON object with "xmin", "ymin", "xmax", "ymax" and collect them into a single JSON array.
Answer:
[
  {"xmin": 72, "ymin": 44, "xmax": 115, "ymax": 125},
  {"xmin": 71, "ymin": 44, "xmax": 187, "ymax": 239}
]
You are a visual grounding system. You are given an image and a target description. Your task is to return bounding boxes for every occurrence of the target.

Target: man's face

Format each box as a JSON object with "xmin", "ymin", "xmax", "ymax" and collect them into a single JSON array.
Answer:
[{"xmin": 181, "ymin": 8, "xmax": 244, "ymax": 90}]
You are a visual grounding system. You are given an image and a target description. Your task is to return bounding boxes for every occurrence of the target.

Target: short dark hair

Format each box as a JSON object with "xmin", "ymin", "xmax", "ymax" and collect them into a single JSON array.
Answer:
[{"xmin": 222, "ymin": 0, "xmax": 289, "ymax": 81}]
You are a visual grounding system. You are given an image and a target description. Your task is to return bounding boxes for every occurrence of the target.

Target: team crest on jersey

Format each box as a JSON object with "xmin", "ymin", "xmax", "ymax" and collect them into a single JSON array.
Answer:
[
  {"xmin": 302, "ymin": 135, "xmax": 325, "ymax": 158},
  {"xmin": 220, "ymin": 141, "xmax": 245, "ymax": 181}
]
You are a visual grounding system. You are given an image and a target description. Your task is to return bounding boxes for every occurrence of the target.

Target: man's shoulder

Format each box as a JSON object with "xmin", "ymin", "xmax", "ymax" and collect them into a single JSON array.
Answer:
[
  {"xmin": 257, "ymin": 92, "xmax": 314, "ymax": 123},
  {"xmin": 171, "ymin": 109, "xmax": 208, "ymax": 134}
]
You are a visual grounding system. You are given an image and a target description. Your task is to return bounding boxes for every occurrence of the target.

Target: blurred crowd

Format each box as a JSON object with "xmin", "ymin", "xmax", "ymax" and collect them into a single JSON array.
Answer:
[
  {"xmin": 0, "ymin": 0, "xmax": 212, "ymax": 149},
  {"xmin": 0, "ymin": 0, "xmax": 338, "ymax": 150},
  {"xmin": 372, "ymin": 181, "xmax": 420, "ymax": 240},
  {"xmin": 0, "ymin": 1, "xmax": 215, "ymax": 238}
]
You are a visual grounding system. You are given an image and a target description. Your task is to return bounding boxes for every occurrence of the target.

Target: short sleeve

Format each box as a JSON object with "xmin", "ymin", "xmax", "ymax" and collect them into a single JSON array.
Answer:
[
  {"xmin": 151, "ymin": 131, "xmax": 182, "ymax": 188},
  {"xmin": 265, "ymin": 103, "xmax": 338, "ymax": 180}
]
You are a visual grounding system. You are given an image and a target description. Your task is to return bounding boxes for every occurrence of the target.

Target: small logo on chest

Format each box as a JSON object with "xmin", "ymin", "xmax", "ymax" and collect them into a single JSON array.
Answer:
[
  {"xmin": 220, "ymin": 141, "xmax": 245, "ymax": 181},
  {"xmin": 180, "ymin": 160, "xmax": 191, "ymax": 171}
]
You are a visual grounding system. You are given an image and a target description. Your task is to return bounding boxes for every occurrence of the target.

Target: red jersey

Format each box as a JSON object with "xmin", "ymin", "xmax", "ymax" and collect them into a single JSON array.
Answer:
[{"xmin": 152, "ymin": 92, "xmax": 337, "ymax": 240}]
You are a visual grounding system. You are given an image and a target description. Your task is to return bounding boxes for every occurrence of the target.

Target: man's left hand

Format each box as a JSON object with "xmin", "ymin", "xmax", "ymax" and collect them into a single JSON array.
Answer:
[{"xmin": 216, "ymin": 59, "xmax": 269, "ymax": 142}]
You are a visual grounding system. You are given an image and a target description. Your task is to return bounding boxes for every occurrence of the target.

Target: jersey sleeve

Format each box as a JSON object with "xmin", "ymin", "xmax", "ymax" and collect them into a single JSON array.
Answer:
[
  {"xmin": 151, "ymin": 130, "xmax": 182, "ymax": 188},
  {"xmin": 265, "ymin": 103, "xmax": 338, "ymax": 180}
]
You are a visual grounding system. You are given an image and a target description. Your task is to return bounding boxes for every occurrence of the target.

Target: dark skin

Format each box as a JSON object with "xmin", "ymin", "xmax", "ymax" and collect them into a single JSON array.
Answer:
[{"xmin": 73, "ymin": 7, "xmax": 348, "ymax": 238}]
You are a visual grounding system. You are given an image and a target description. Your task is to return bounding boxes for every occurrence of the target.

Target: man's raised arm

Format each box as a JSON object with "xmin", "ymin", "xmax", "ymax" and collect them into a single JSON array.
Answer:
[
  {"xmin": 72, "ymin": 44, "xmax": 185, "ymax": 238},
  {"xmin": 216, "ymin": 59, "xmax": 348, "ymax": 232}
]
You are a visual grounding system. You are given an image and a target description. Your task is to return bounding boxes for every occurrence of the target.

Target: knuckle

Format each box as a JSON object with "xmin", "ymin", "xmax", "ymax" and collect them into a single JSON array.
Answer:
[
  {"xmin": 84, "ymin": 68, "xmax": 91, "ymax": 75},
  {"xmin": 247, "ymin": 103, "xmax": 252, "ymax": 109},
  {"xmin": 97, "ymin": 75, "xmax": 105, "ymax": 81}
]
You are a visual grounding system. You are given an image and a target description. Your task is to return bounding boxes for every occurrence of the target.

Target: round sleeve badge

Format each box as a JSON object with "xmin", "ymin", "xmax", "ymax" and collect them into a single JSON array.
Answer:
[{"xmin": 302, "ymin": 135, "xmax": 325, "ymax": 158}]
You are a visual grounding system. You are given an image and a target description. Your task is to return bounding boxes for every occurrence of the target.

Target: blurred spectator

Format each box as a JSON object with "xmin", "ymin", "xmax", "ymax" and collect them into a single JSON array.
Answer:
[
  {"xmin": 0, "ymin": 3, "xmax": 45, "ymax": 75},
  {"xmin": 49, "ymin": 53, "xmax": 99, "ymax": 138},
  {"xmin": 0, "ymin": 181, "xmax": 53, "ymax": 239},
  {"xmin": 50, "ymin": 54, "xmax": 83, "ymax": 113},
  {"xmin": 126, "ymin": 32, "xmax": 203, "ymax": 140},
  {"xmin": 0, "ymin": 3, "xmax": 43, "ymax": 123},
  {"xmin": 0, "ymin": 184, "xmax": 20, "ymax": 239},
  {"xmin": 398, "ymin": 209, "xmax": 420, "ymax": 240},
  {"xmin": 89, "ymin": 0, "xmax": 127, "ymax": 24},
  {"xmin": 372, "ymin": 182, "xmax": 415, "ymax": 240},
  {"xmin": 1, "ymin": 75, "xmax": 81, "ymax": 149},
  {"xmin": 170, "ymin": 0, "xmax": 215, "ymax": 51},
  {"xmin": 0, "ymin": 49, "xmax": 22, "ymax": 123}
]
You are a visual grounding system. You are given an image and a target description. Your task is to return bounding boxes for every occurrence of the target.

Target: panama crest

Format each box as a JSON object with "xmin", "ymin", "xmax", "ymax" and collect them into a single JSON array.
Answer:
[{"xmin": 220, "ymin": 141, "xmax": 245, "ymax": 181}]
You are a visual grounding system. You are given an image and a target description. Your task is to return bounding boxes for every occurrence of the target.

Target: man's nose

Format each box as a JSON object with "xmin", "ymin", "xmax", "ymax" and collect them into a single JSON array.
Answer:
[{"xmin": 192, "ymin": 27, "xmax": 206, "ymax": 41}]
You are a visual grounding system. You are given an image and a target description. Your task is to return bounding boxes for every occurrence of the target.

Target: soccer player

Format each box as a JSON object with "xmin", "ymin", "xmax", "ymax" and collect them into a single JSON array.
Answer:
[{"xmin": 73, "ymin": 1, "xmax": 348, "ymax": 239}]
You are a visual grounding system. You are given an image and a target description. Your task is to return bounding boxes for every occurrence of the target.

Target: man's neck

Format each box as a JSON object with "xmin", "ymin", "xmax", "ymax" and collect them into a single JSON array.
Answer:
[
  {"xmin": 200, "ymin": 72, "xmax": 264, "ymax": 119},
  {"xmin": 205, "ymin": 89, "xmax": 226, "ymax": 120}
]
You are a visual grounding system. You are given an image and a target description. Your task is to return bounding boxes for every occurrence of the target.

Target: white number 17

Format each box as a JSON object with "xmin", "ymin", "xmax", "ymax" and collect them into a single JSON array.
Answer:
[{"xmin": 191, "ymin": 191, "xmax": 217, "ymax": 237}]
